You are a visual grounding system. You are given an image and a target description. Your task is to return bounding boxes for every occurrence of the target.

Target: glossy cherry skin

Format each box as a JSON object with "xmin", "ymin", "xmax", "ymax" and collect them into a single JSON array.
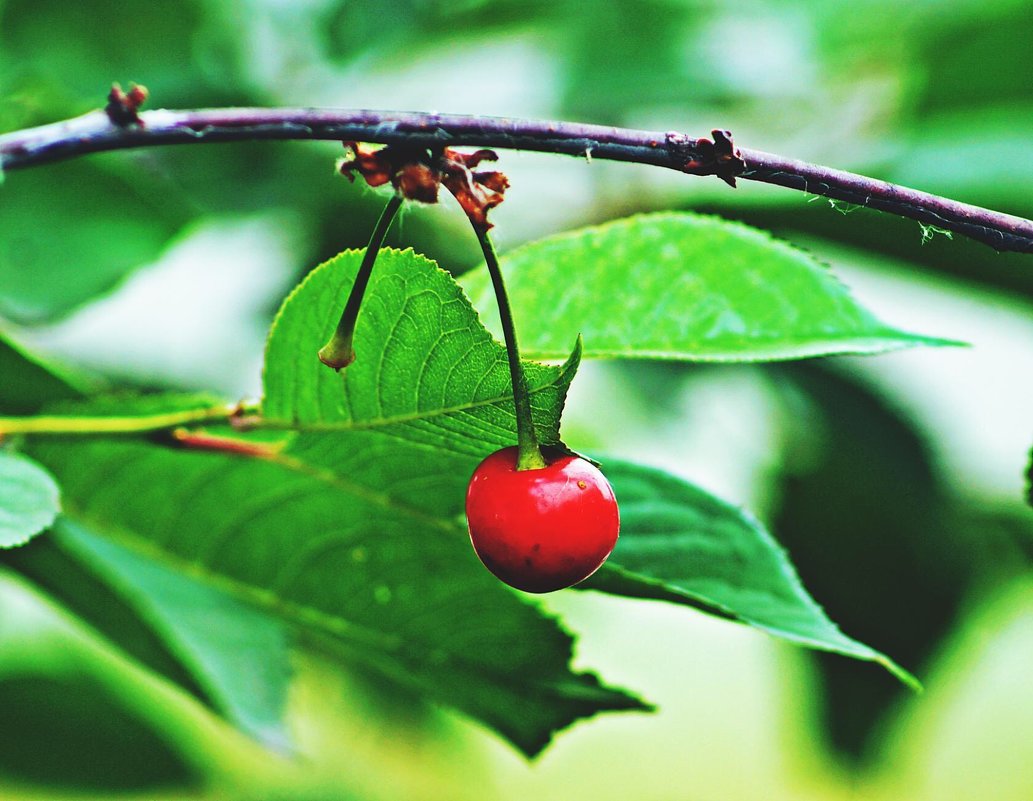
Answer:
[{"xmin": 465, "ymin": 446, "xmax": 620, "ymax": 593}]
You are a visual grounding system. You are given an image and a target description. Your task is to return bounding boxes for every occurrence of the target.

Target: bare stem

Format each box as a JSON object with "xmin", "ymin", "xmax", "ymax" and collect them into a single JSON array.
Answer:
[
  {"xmin": 474, "ymin": 227, "xmax": 546, "ymax": 471},
  {"xmin": 2, "ymin": 108, "xmax": 1031, "ymax": 253},
  {"xmin": 0, "ymin": 404, "xmax": 239, "ymax": 437},
  {"xmin": 318, "ymin": 193, "xmax": 403, "ymax": 370},
  {"xmin": 168, "ymin": 429, "xmax": 279, "ymax": 459}
]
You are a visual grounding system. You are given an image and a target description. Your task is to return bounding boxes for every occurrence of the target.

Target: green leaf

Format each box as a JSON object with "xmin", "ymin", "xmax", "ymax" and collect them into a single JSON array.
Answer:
[
  {"xmin": 4, "ymin": 518, "xmax": 293, "ymax": 750},
  {"xmin": 580, "ymin": 458, "xmax": 919, "ymax": 689},
  {"xmin": 0, "ymin": 161, "xmax": 189, "ymax": 323},
  {"xmin": 29, "ymin": 437, "xmax": 646, "ymax": 758},
  {"xmin": 767, "ymin": 363, "xmax": 997, "ymax": 756},
  {"xmin": 25, "ymin": 249, "xmax": 645, "ymax": 757},
  {"xmin": 463, "ymin": 212, "xmax": 958, "ymax": 362},
  {"xmin": 3, "ymin": 531, "xmax": 215, "ymax": 710},
  {"xmin": 263, "ymin": 247, "xmax": 581, "ymax": 519},
  {"xmin": 0, "ymin": 332, "xmax": 83, "ymax": 414},
  {"xmin": 0, "ymin": 569, "xmax": 204, "ymax": 791},
  {"xmin": 0, "ymin": 451, "xmax": 59, "ymax": 548},
  {"xmin": 1026, "ymin": 446, "xmax": 1032, "ymax": 509}
]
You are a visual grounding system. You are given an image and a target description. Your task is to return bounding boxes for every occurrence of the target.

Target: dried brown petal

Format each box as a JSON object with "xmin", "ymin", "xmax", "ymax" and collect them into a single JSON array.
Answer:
[
  {"xmin": 337, "ymin": 143, "xmax": 510, "ymax": 228},
  {"xmin": 446, "ymin": 148, "xmax": 499, "ymax": 169},
  {"xmin": 396, "ymin": 162, "xmax": 441, "ymax": 203},
  {"xmin": 339, "ymin": 142, "xmax": 395, "ymax": 186},
  {"xmin": 442, "ymin": 169, "xmax": 506, "ymax": 230},
  {"xmin": 474, "ymin": 171, "xmax": 510, "ymax": 194}
]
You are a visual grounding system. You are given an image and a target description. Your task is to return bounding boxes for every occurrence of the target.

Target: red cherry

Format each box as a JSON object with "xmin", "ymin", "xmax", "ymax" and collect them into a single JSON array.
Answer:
[{"xmin": 465, "ymin": 446, "xmax": 620, "ymax": 593}]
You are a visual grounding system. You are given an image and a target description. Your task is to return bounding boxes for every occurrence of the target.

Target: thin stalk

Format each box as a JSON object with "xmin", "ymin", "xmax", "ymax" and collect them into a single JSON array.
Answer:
[
  {"xmin": 474, "ymin": 227, "xmax": 546, "ymax": 471},
  {"xmin": 0, "ymin": 404, "xmax": 238, "ymax": 437},
  {"xmin": 318, "ymin": 193, "xmax": 404, "ymax": 369},
  {"xmin": 169, "ymin": 429, "xmax": 279, "ymax": 458}
]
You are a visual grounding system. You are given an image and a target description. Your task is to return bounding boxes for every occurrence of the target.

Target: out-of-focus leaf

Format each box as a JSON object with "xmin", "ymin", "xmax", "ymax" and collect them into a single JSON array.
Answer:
[
  {"xmin": 912, "ymin": 7, "xmax": 1033, "ymax": 118},
  {"xmin": 557, "ymin": 2, "xmax": 707, "ymax": 123},
  {"xmin": 886, "ymin": 108, "xmax": 1033, "ymax": 214},
  {"xmin": 12, "ymin": 519, "xmax": 293, "ymax": 749},
  {"xmin": 769, "ymin": 362, "xmax": 969, "ymax": 763},
  {"xmin": 0, "ymin": 332, "xmax": 83, "ymax": 414},
  {"xmin": 2, "ymin": 532, "xmax": 210, "ymax": 707},
  {"xmin": 1026, "ymin": 446, "xmax": 1032, "ymax": 509},
  {"xmin": 0, "ymin": 161, "xmax": 190, "ymax": 323},
  {"xmin": 580, "ymin": 458, "xmax": 917, "ymax": 688},
  {"xmin": 0, "ymin": 0, "xmax": 248, "ymax": 114},
  {"xmin": 0, "ymin": 569, "xmax": 203, "ymax": 791},
  {"xmin": 463, "ymin": 213, "xmax": 958, "ymax": 362},
  {"xmin": 0, "ymin": 451, "xmax": 59, "ymax": 549}
]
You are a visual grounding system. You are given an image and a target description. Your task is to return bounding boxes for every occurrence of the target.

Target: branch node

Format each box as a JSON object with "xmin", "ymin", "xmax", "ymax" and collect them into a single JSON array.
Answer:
[
  {"xmin": 666, "ymin": 128, "xmax": 746, "ymax": 187},
  {"xmin": 105, "ymin": 82, "xmax": 149, "ymax": 127}
]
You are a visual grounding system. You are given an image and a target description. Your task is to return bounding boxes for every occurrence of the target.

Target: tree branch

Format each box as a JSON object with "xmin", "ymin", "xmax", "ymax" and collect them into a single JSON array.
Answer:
[{"xmin": 2, "ymin": 107, "xmax": 1031, "ymax": 253}]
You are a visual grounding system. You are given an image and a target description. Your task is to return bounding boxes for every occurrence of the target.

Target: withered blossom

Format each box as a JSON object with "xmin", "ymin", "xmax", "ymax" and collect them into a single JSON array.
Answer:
[{"xmin": 340, "ymin": 142, "xmax": 509, "ymax": 229}]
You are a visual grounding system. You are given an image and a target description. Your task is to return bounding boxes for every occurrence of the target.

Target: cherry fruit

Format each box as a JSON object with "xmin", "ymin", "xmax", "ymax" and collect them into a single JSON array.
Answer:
[{"xmin": 465, "ymin": 446, "xmax": 620, "ymax": 593}]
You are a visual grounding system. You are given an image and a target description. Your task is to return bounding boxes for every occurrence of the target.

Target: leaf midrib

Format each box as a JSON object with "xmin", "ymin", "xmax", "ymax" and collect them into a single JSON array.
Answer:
[
  {"xmin": 516, "ymin": 336, "xmax": 955, "ymax": 363},
  {"xmin": 263, "ymin": 359, "xmax": 575, "ymax": 433}
]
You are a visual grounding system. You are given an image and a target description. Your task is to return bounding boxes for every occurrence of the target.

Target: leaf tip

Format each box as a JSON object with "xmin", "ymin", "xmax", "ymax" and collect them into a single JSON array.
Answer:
[
  {"xmin": 880, "ymin": 657, "xmax": 923, "ymax": 693},
  {"xmin": 907, "ymin": 333, "xmax": 970, "ymax": 350},
  {"xmin": 560, "ymin": 334, "xmax": 584, "ymax": 375}
]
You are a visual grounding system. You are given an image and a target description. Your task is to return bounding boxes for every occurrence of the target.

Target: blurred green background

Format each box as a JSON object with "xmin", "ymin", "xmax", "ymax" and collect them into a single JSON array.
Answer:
[{"xmin": 2, "ymin": 0, "xmax": 1032, "ymax": 798}]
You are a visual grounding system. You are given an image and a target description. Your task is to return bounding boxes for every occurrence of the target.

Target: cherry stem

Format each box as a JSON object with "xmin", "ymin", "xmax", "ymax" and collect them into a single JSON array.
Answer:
[
  {"xmin": 318, "ymin": 193, "xmax": 404, "ymax": 369},
  {"xmin": 474, "ymin": 227, "xmax": 547, "ymax": 471}
]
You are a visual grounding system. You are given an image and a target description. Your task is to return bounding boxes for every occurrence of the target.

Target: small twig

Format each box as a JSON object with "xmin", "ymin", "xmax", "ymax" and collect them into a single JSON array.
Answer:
[
  {"xmin": 0, "ymin": 403, "xmax": 238, "ymax": 437},
  {"xmin": 165, "ymin": 429, "xmax": 279, "ymax": 458},
  {"xmin": 2, "ymin": 107, "xmax": 1032, "ymax": 253}
]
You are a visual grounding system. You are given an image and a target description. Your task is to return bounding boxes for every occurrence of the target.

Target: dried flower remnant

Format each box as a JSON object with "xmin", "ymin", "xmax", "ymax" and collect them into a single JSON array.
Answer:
[
  {"xmin": 340, "ymin": 143, "xmax": 509, "ymax": 229},
  {"xmin": 440, "ymin": 148, "xmax": 510, "ymax": 231}
]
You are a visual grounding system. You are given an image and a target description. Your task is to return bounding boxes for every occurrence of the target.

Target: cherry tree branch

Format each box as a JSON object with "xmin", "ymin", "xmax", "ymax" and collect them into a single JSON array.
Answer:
[{"xmin": 2, "ymin": 106, "xmax": 1032, "ymax": 253}]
